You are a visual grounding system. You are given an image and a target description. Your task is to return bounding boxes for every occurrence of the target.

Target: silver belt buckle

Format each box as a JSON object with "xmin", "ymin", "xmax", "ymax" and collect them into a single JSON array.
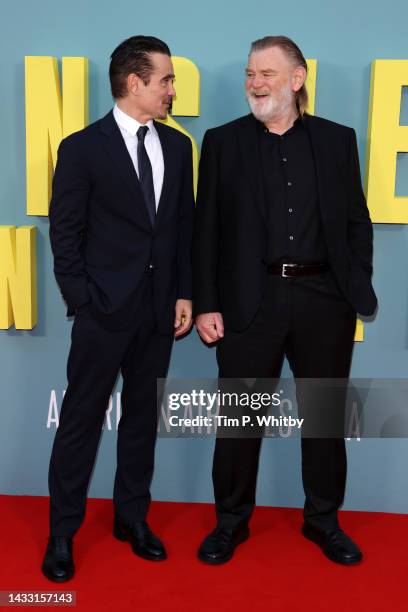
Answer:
[{"xmin": 282, "ymin": 263, "xmax": 295, "ymax": 277}]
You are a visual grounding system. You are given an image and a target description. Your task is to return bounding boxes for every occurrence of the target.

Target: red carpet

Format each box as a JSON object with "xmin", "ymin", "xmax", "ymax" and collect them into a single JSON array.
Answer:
[{"xmin": 0, "ymin": 495, "xmax": 406, "ymax": 611}]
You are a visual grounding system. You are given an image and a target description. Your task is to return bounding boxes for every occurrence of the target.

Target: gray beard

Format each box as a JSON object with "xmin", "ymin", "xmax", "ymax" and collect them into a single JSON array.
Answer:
[{"xmin": 246, "ymin": 87, "xmax": 294, "ymax": 124}]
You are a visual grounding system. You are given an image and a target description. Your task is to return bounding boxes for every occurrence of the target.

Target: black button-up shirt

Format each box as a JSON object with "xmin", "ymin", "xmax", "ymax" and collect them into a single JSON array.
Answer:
[{"xmin": 258, "ymin": 116, "xmax": 328, "ymax": 264}]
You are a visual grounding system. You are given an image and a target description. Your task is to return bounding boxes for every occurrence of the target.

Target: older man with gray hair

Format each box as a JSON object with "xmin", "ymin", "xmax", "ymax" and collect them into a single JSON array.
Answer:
[{"xmin": 193, "ymin": 36, "xmax": 376, "ymax": 565}]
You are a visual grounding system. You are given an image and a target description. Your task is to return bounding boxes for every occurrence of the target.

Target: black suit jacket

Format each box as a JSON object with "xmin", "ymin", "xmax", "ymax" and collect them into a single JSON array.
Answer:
[
  {"xmin": 193, "ymin": 113, "xmax": 377, "ymax": 331},
  {"xmin": 49, "ymin": 110, "xmax": 194, "ymax": 332}
]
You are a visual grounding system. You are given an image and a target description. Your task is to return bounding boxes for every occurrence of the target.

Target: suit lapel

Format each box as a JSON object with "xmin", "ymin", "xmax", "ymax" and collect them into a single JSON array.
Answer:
[
  {"xmin": 238, "ymin": 114, "xmax": 267, "ymax": 222},
  {"xmin": 154, "ymin": 121, "xmax": 177, "ymax": 227},
  {"xmin": 99, "ymin": 110, "xmax": 152, "ymax": 229}
]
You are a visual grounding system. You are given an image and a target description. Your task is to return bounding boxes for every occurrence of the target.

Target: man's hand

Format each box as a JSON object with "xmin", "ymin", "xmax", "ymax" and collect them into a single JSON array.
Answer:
[
  {"xmin": 174, "ymin": 299, "xmax": 193, "ymax": 338},
  {"xmin": 195, "ymin": 312, "xmax": 224, "ymax": 343}
]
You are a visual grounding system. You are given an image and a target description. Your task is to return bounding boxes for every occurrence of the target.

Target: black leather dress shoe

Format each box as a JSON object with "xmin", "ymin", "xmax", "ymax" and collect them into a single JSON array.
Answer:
[
  {"xmin": 302, "ymin": 522, "xmax": 363, "ymax": 565},
  {"xmin": 113, "ymin": 519, "xmax": 167, "ymax": 561},
  {"xmin": 41, "ymin": 536, "xmax": 74, "ymax": 582},
  {"xmin": 198, "ymin": 525, "xmax": 249, "ymax": 565}
]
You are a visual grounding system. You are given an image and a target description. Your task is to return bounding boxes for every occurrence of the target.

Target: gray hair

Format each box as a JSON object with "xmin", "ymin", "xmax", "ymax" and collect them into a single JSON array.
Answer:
[{"xmin": 250, "ymin": 36, "xmax": 308, "ymax": 114}]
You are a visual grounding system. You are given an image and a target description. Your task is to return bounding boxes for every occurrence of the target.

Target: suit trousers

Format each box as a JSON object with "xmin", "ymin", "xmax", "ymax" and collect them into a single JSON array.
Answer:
[
  {"xmin": 48, "ymin": 273, "xmax": 174, "ymax": 535},
  {"xmin": 214, "ymin": 271, "xmax": 357, "ymax": 532}
]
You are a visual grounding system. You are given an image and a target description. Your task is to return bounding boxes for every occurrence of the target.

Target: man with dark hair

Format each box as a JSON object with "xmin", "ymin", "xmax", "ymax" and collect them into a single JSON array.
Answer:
[
  {"xmin": 194, "ymin": 36, "xmax": 376, "ymax": 565},
  {"xmin": 42, "ymin": 35, "xmax": 194, "ymax": 582},
  {"xmin": 109, "ymin": 36, "xmax": 171, "ymax": 97}
]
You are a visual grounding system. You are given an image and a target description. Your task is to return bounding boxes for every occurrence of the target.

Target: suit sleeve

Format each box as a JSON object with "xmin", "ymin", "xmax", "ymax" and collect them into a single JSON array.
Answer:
[
  {"xmin": 192, "ymin": 130, "xmax": 221, "ymax": 315},
  {"xmin": 49, "ymin": 137, "xmax": 91, "ymax": 314},
  {"xmin": 347, "ymin": 128, "xmax": 374, "ymax": 275},
  {"xmin": 176, "ymin": 137, "xmax": 195, "ymax": 299}
]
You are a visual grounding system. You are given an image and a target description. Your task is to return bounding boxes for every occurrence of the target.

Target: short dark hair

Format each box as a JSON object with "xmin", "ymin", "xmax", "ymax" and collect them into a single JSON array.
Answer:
[
  {"xmin": 250, "ymin": 36, "xmax": 309, "ymax": 114},
  {"xmin": 109, "ymin": 35, "xmax": 171, "ymax": 99}
]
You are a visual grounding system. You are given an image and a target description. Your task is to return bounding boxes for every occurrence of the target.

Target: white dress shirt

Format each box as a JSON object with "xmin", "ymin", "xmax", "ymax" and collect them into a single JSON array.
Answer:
[{"xmin": 113, "ymin": 104, "xmax": 164, "ymax": 209}]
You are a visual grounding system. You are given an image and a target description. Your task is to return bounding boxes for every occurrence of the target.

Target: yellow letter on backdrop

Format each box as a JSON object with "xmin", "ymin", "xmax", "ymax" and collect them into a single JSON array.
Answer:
[
  {"xmin": 0, "ymin": 226, "xmax": 37, "ymax": 329},
  {"xmin": 306, "ymin": 59, "xmax": 317, "ymax": 115},
  {"xmin": 366, "ymin": 60, "xmax": 408, "ymax": 223},
  {"xmin": 25, "ymin": 56, "xmax": 88, "ymax": 216}
]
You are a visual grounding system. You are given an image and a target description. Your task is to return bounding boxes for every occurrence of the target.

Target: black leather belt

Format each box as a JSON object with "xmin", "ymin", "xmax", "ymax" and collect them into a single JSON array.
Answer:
[{"xmin": 266, "ymin": 263, "xmax": 329, "ymax": 277}]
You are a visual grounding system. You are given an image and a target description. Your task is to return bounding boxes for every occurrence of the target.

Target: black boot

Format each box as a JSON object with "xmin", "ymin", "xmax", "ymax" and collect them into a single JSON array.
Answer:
[
  {"xmin": 198, "ymin": 525, "xmax": 249, "ymax": 565},
  {"xmin": 42, "ymin": 536, "xmax": 74, "ymax": 582},
  {"xmin": 302, "ymin": 522, "xmax": 363, "ymax": 565},
  {"xmin": 114, "ymin": 520, "xmax": 167, "ymax": 561}
]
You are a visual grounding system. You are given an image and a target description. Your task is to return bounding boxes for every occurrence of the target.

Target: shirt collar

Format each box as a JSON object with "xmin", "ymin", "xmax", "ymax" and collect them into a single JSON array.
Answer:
[
  {"xmin": 258, "ymin": 113, "xmax": 304, "ymax": 137},
  {"xmin": 113, "ymin": 104, "xmax": 155, "ymax": 137}
]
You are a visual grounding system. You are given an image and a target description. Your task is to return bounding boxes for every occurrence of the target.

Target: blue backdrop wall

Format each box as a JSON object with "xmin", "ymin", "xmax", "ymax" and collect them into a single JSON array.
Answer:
[{"xmin": 1, "ymin": 0, "xmax": 408, "ymax": 513}]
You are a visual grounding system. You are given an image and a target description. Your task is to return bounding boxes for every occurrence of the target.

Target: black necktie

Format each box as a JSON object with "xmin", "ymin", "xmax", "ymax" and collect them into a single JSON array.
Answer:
[{"xmin": 137, "ymin": 125, "xmax": 156, "ymax": 226}]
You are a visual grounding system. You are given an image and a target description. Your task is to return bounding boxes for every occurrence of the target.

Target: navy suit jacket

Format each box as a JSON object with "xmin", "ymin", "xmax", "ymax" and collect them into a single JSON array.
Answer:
[{"xmin": 49, "ymin": 110, "xmax": 194, "ymax": 332}]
